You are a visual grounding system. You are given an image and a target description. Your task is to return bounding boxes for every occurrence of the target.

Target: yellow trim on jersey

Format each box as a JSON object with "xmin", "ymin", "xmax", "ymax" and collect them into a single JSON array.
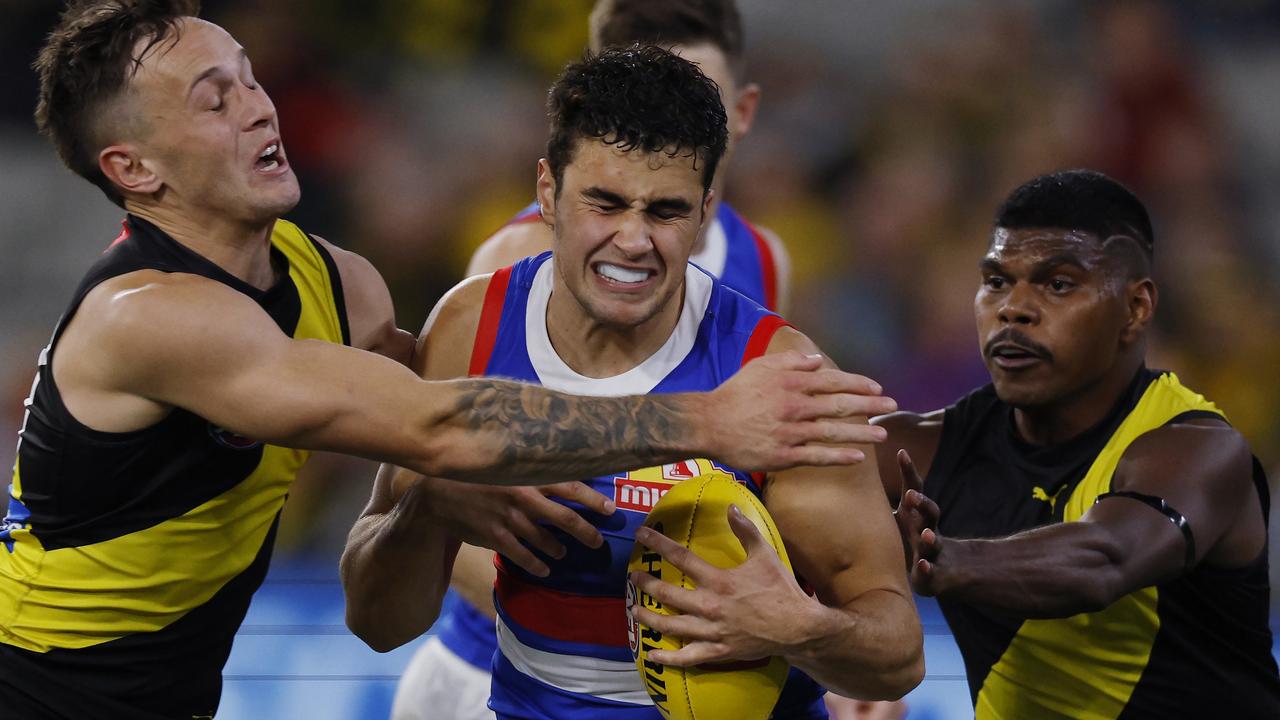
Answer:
[
  {"xmin": 976, "ymin": 373, "xmax": 1223, "ymax": 720},
  {"xmin": 272, "ymin": 219, "xmax": 347, "ymax": 346},
  {"xmin": 0, "ymin": 219, "xmax": 346, "ymax": 652},
  {"xmin": 0, "ymin": 445, "xmax": 303, "ymax": 651}
]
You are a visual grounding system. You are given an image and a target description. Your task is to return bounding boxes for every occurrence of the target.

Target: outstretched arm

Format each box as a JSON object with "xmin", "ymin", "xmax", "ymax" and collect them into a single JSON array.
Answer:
[
  {"xmin": 631, "ymin": 328, "xmax": 922, "ymax": 700},
  {"xmin": 897, "ymin": 420, "xmax": 1263, "ymax": 617},
  {"xmin": 66, "ymin": 271, "xmax": 893, "ymax": 486}
]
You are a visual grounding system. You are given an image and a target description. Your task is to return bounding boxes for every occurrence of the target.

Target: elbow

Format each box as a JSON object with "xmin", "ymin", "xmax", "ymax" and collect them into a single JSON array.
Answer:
[
  {"xmin": 345, "ymin": 610, "xmax": 402, "ymax": 654},
  {"xmin": 869, "ymin": 630, "xmax": 926, "ymax": 700},
  {"xmin": 345, "ymin": 600, "xmax": 440, "ymax": 654}
]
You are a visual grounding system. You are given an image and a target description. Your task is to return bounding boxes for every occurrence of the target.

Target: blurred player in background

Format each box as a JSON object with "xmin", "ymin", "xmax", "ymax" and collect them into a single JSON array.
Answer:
[
  {"xmin": 343, "ymin": 45, "xmax": 922, "ymax": 719},
  {"xmin": 882, "ymin": 170, "xmax": 1280, "ymax": 718},
  {"xmin": 399, "ymin": 3, "xmax": 800, "ymax": 718},
  {"xmin": 0, "ymin": 3, "xmax": 894, "ymax": 718}
]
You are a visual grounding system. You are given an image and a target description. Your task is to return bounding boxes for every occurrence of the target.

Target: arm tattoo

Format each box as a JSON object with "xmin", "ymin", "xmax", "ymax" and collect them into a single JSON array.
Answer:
[{"xmin": 450, "ymin": 378, "xmax": 694, "ymax": 481}]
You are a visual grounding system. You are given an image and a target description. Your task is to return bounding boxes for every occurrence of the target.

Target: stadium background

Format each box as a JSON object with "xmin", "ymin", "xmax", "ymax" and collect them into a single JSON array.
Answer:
[{"xmin": 1, "ymin": 0, "xmax": 1278, "ymax": 717}]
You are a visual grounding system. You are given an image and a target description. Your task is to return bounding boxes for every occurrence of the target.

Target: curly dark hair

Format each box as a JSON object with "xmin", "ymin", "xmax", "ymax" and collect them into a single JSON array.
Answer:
[
  {"xmin": 34, "ymin": 0, "xmax": 201, "ymax": 208},
  {"xmin": 589, "ymin": 0, "xmax": 745, "ymax": 79},
  {"xmin": 546, "ymin": 44, "xmax": 729, "ymax": 196}
]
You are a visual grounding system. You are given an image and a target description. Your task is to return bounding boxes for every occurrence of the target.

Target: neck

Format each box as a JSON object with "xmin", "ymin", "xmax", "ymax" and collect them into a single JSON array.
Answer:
[
  {"xmin": 1011, "ymin": 356, "xmax": 1144, "ymax": 445},
  {"xmin": 545, "ymin": 278, "xmax": 686, "ymax": 379},
  {"xmin": 128, "ymin": 201, "xmax": 278, "ymax": 290}
]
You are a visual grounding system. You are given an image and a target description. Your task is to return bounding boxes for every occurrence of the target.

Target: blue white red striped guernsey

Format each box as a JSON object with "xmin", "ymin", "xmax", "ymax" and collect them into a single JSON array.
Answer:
[
  {"xmin": 429, "ymin": 201, "xmax": 782, "ymax": 680},
  {"xmin": 466, "ymin": 252, "xmax": 827, "ymax": 719},
  {"xmin": 503, "ymin": 201, "xmax": 780, "ymax": 311}
]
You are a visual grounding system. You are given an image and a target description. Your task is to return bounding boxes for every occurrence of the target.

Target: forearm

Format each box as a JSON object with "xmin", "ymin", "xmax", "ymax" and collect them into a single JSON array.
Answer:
[
  {"xmin": 932, "ymin": 522, "xmax": 1126, "ymax": 617},
  {"xmin": 450, "ymin": 543, "xmax": 499, "ymax": 619},
  {"xmin": 786, "ymin": 590, "xmax": 924, "ymax": 700},
  {"xmin": 416, "ymin": 378, "xmax": 700, "ymax": 483},
  {"xmin": 340, "ymin": 488, "xmax": 458, "ymax": 652}
]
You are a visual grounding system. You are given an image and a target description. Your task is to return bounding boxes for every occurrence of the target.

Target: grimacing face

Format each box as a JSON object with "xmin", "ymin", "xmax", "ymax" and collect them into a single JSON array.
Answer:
[
  {"xmin": 117, "ymin": 18, "xmax": 299, "ymax": 223},
  {"xmin": 974, "ymin": 227, "xmax": 1138, "ymax": 409},
  {"xmin": 537, "ymin": 138, "xmax": 713, "ymax": 331}
]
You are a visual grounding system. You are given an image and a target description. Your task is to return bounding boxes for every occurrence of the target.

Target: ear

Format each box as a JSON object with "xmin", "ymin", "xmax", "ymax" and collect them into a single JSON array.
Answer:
[
  {"xmin": 1121, "ymin": 278, "xmax": 1157, "ymax": 343},
  {"xmin": 730, "ymin": 82, "xmax": 761, "ymax": 141},
  {"xmin": 99, "ymin": 144, "xmax": 162, "ymax": 197},
  {"xmin": 700, "ymin": 188, "xmax": 716, "ymax": 230},
  {"xmin": 535, "ymin": 158, "xmax": 556, "ymax": 230}
]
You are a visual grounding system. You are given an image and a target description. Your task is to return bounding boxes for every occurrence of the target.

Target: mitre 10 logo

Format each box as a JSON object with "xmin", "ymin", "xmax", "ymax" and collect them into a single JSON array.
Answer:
[{"xmin": 613, "ymin": 461, "xmax": 701, "ymax": 512}]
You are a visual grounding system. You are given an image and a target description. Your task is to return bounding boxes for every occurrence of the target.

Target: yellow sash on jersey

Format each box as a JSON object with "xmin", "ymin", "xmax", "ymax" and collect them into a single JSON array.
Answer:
[
  {"xmin": 0, "ymin": 219, "xmax": 345, "ymax": 652},
  {"xmin": 974, "ymin": 373, "xmax": 1222, "ymax": 720}
]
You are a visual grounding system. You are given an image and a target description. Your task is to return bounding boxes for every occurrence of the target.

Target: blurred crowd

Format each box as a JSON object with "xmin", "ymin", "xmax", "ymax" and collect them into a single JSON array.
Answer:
[{"xmin": 2, "ymin": 0, "xmax": 1278, "ymax": 578}]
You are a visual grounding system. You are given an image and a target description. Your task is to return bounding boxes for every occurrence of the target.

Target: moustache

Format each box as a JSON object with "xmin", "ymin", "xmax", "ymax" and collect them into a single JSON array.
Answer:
[{"xmin": 984, "ymin": 329, "xmax": 1054, "ymax": 363}]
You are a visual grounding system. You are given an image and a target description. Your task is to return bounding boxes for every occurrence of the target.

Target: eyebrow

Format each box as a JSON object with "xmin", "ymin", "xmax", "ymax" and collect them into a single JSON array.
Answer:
[
  {"xmin": 979, "ymin": 253, "xmax": 1089, "ymax": 275},
  {"xmin": 581, "ymin": 187, "xmax": 627, "ymax": 205},
  {"xmin": 187, "ymin": 48, "xmax": 248, "ymax": 97},
  {"xmin": 581, "ymin": 187, "xmax": 694, "ymax": 214},
  {"xmin": 1031, "ymin": 253, "xmax": 1088, "ymax": 274}
]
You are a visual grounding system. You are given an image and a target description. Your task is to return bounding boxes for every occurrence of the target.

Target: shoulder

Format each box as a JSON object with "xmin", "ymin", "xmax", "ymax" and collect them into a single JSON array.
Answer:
[
  {"xmin": 413, "ymin": 274, "xmax": 493, "ymax": 379},
  {"xmin": 309, "ymin": 234, "xmax": 411, "ymax": 358},
  {"xmin": 1116, "ymin": 418, "xmax": 1253, "ymax": 494},
  {"xmin": 309, "ymin": 234, "xmax": 388, "ymax": 312},
  {"xmin": 84, "ymin": 269, "xmax": 258, "ymax": 336},
  {"xmin": 59, "ymin": 269, "xmax": 282, "ymax": 391},
  {"xmin": 466, "ymin": 219, "xmax": 553, "ymax": 277}
]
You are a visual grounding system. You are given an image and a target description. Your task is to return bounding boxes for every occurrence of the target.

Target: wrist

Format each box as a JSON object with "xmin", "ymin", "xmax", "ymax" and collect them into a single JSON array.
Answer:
[
  {"xmin": 779, "ymin": 595, "xmax": 840, "ymax": 660},
  {"xmin": 930, "ymin": 537, "xmax": 976, "ymax": 597},
  {"xmin": 678, "ymin": 391, "xmax": 717, "ymax": 460}
]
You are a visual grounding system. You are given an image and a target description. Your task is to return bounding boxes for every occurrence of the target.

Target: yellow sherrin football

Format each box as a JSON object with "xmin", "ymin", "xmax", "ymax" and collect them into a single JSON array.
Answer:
[{"xmin": 626, "ymin": 470, "xmax": 792, "ymax": 720}]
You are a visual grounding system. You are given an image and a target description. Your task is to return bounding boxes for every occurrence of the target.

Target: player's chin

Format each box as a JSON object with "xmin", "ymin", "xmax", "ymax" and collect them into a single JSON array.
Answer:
[{"xmin": 253, "ymin": 178, "xmax": 302, "ymax": 217}]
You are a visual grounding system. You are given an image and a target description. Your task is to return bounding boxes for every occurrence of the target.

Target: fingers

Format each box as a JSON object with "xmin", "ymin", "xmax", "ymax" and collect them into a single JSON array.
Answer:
[
  {"xmin": 490, "ymin": 528, "xmax": 550, "ymax": 578},
  {"xmin": 527, "ymin": 484, "xmax": 607, "ymax": 549},
  {"xmin": 630, "ymin": 569, "xmax": 702, "ymax": 615},
  {"xmin": 750, "ymin": 350, "xmax": 823, "ymax": 373},
  {"xmin": 647, "ymin": 640, "xmax": 737, "ymax": 668},
  {"xmin": 775, "ymin": 445, "xmax": 866, "ymax": 468},
  {"xmin": 541, "ymin": 481, "xmax": 616, "ymax": 517},
  {"xmin": 788, "ymin": 367, "xmax": 885, "ymax": 399},
  {"xmin": 783, "ymin": 419, "xmax": 887, "ymax": 446},
  {"xmin": 506, "ymin": 510, "xmax": 566, "ymax": 560},
  {"xmin": 897, "ymin": 449, "xmax": 923, "ymax": 496},
  {"xmin": 919, "ymin": 527, "xmax": 942, "ymax": 562},
  {"xmin": 632, "ymin": 605, "xmax": 718, "ymax": 643},
  {"xmin": 634, "ymin": 526, "xmax": 721, "ymax": 585},
  {"xmin": 726, "ymin": 505, "xmax": 770, "ymax": 558},
  {"xmin": 792, "ymin": 393, "xmax": 898, "ymax": 423}
]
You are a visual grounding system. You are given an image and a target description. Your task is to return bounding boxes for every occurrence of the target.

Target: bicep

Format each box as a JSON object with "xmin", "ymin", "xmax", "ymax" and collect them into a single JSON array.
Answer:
[
  {"xmin": 111, "ymin": 280, "xmax": 432, "ymax": 454},
  {"xmin": 759, "ymin": 326, "xmax": 909, "ymax": 603},
  {"xmin": 766, "ymin": 459, "xmax": 910, "ymax": 606},
  {"xmin": 870, "ymin": 411, "xmax": 944, "ymax": 504},
  {"xmin": 313, "ymin": 235, "xmax": 411, "ymax": 363},
  {"xmin": 1079, "ymin": 423, "xmax": 1254, "ymax": 588}
]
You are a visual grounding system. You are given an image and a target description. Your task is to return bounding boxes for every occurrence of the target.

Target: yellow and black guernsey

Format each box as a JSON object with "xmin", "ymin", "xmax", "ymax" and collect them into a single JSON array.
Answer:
[
  {"xmin": 926, "ymin": 367, "xmax": 1280, "ymax": 718},
  {"xmin": 0, "ymin": 215, "xmax": 350, "ymax": 719}
]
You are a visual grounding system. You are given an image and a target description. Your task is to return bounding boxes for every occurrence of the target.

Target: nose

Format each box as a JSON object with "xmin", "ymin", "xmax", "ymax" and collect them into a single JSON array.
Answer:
[
  {"xmin": 997, "ymin": 284, "xmax": 1039, "ymax": 326},
  {"xmin": 241, "ymin": 83, "xmax": 276, "ymax": 132},
  {"xmin": 612, "ymin": 211, "xmax": 654, "ymax": 258}
]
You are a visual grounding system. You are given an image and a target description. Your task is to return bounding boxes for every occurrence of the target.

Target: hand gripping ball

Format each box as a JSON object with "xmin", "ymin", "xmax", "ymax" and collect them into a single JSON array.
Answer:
[{"xmin": 626, "ymin": 471, "xmax": 792, "ymax": 720}]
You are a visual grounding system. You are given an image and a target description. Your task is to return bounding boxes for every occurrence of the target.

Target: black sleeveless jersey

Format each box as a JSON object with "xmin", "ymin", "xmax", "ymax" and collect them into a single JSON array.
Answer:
[
  {"xmin": 0, "ymin": 215, "xmax": 350, "ymax": 719},
  {"xmin": 926, "ymin": 368, "xmax": 1280, "ymax": 719}
]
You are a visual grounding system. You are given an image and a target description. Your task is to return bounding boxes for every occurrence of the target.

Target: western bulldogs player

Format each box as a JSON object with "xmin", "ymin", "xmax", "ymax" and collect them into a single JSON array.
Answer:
[{"xmin": 342, "ymin": 46, "xmax": 922, "ymax": 719}]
